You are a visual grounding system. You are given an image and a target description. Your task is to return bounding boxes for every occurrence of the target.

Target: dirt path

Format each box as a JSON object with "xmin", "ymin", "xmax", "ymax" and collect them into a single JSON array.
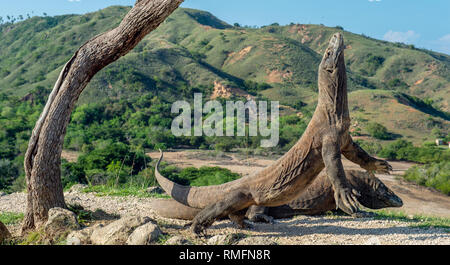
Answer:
[{"xmin": 147, "ymin": 150, "xmax": 450, "ymax": 218}]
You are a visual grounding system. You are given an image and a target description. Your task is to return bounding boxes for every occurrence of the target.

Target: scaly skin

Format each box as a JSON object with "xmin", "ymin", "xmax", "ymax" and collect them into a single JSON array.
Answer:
[
  {"xmin": 155, "ymin": 33, "xmax": 392, "ymax": 235},
  {"xmin": 150, "ymin": 170, "xmax": 403, "ymax": 221}
]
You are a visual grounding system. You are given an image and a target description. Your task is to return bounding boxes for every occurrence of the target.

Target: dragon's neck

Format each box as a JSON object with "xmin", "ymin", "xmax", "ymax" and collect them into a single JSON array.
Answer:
[{"xmin": 316, "ymin": 60, "xmax": 350, "ymax": 125}]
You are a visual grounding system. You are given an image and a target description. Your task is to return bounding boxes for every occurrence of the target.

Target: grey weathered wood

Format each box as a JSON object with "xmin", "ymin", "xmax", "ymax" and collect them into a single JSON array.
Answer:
[{"xmin": 22, "ymin": 0, "xmax": 183, "ymax": 232}]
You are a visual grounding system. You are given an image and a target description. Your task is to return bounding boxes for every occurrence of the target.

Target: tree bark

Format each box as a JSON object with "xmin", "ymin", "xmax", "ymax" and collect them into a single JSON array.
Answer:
[{"xmin": 22, "ymin": 0, "xmax": 184, "ymax": 233}]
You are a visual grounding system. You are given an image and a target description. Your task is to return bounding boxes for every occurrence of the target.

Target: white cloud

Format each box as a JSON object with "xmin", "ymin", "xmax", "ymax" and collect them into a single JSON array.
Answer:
[
  {"xmin": 439, "ymin": 34, "xmax": 450, "ymax": 43},
  {"xmin": 383, "ymin": 30, "xmax": 420, "ymax": 44},
  {"xmin": 433, "ymin": 34, "xmax": 450, "ymax": 54},
  {"xmin": 68, "ymin": 0, "xmax": 81, "ymax": 2}
]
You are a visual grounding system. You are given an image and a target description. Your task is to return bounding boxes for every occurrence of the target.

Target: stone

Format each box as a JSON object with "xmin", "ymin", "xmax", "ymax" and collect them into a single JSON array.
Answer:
[
  {"xmin": 0, "ymin": 221, "xmax": 11, "ymax": 242},
  {"xmin": 207, "ymin": 233, "xmax": 246, "ymax": 245},
  {"xmin": 66, "ymin": 236, "xmax": 81, "ymax": 245},
  {"xmin": 90, "ymin": 216, "xmax": 151, "ymax": 245},
  {"xmin": 126, "ymin": 222, "xmax": 162, "ymax": 245},
  {"xmin": 165, "ymin": 236, "xmax": 191, "ymax": 245},
  {"xmin": 0, "ymin": 191, "xmax": 6, "ymax": 197},
  {"xmin": 44, "ymin": 207, "xmax": 80, "ymax": 237},
  {"xmin": 236, "ymin": 236, "xmax": 278, "ymax": 245},
  {"xmin": 66, "ymin": 224, "xmax": 102, "ymax": 245}
]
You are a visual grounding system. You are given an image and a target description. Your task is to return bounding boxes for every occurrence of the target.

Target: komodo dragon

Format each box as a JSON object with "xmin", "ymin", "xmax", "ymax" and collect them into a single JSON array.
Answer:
[
  {"xmin": 150, "ymin": 170, "xmax": 403, "ymax": 221},
  {"xmin": 155, "ymin": 33, "xmax": 392, "ymax": 235}
]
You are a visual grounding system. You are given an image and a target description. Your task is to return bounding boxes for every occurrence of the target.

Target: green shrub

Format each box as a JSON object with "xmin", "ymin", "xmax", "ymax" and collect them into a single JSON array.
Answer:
[
  {"xmin": 378, "ymin": 139, "xmax": 449, "ymax": 163},
  {"xmin": 61, "ymin": 161, "xmax": 86, "ymax": 189},
  {"xmin": 387, "ymin": 78, "xmax": 408, "ymax": 89},
  {"xmin": 166, "ymin": 166, "xmax": 241, "ymax": 187},
  {"xmin": 366, "ymin": 122, "xmax": 392, "ymax": 140},
  {"xmin": 403, "ymin": 161, "xmax": 450, "ymax": 195},
  {"xmin": 77, "ymin": 142, "xmax": 148, "ymax": 174},
  {"xmin": 354, "ymin": 140, "xmax": 382, "ymax": 155},
  {"xmin": 0, "ymin": 159, "xmax": 19, "ymax": 191},
  {"xmin": 365, "ymin": 55, "xmax": 385, "ymax": 76}
]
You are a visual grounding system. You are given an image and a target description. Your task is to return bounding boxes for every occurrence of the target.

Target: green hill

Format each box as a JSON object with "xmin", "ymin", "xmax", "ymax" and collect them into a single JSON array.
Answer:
[{"xmin": 0, "ymin": 6, "xmax": 448, "ymax": 147}]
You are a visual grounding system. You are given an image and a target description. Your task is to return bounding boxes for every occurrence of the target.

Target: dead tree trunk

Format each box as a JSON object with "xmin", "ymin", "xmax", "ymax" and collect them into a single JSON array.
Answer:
[{"xmin": 22, "ymin": 0, "xmax": 184, "ymax": 232}]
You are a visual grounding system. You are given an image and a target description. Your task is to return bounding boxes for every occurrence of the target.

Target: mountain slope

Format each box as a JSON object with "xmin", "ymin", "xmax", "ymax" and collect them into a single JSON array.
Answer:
[{"xmin": 0, "ymin": 6, "xmax": 448, "ymax": 144}]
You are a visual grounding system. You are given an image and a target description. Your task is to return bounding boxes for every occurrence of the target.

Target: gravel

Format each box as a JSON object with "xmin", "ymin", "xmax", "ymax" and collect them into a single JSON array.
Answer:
[{"xmin": 1, "ymin": 191, "xmax": 448, "ymax": 245}]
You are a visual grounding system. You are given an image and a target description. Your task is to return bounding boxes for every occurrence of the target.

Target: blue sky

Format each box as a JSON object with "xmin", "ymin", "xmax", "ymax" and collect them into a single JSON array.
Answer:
[{"xmin": 1, "ymin": 0, "xmax": 449, "ymax": 54}]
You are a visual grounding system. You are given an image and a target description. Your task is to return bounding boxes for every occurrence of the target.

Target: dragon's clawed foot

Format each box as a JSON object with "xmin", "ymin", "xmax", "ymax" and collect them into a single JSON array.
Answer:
[
  {"xmin": 191, "ymin": 224, "xmax": 208, "ymax": 237},
  {"xmin": 249, "ymin": 214, "xmax": 275, "ymax": 224},
  {"xmin": 334, "ymin": 187, "xmax": 362, "ymax": 215},
  {"xmin": 240, "ymin": 220, "xmax": 254, "ymax": 230},
  {"xmin": 366, "ymin": 159, "xmax": 393, "ymax": 174}
]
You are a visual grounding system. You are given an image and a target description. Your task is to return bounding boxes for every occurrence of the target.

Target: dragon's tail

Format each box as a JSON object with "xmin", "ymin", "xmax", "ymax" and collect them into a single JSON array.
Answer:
[{"xmin": 155, "ymin": 149, "xmax": 242, "ymax": 209}]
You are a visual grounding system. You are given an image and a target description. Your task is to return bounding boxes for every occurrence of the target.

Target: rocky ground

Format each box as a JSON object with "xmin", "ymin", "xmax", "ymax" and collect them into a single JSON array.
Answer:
[
  {"xmin": 1, "ymin": 149, "xmax": 449, "ymax": 245},
  {"xmin": 0, "ymin": 187, "xmax": 449, "ymax": 245}
]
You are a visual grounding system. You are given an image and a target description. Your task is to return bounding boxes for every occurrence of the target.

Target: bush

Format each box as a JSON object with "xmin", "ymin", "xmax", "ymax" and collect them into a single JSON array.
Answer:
[
  {"xmin": 364, "ymin": 54, "xmax": 385, "ymax": 76},
  {"xmin": 366, "ymin": 122, "xmax": 392, "ymax": 140},
  {"xmin": 61, "ymin": 161, "xmax": 86, "ymax": 189},
  {"xmin": 162, "ymin": 166, "xmax": 241, "ymax": 187},
  {"xmin": 387, "ymin": 78, "xmax": 408, "ymax": 89},
  {"xmin": 378, "ymin": 140, "xmax": 449, "ymax": 163},
  {"xmin": 354, "ymin": 140, "xmax": 382, "ymax": 155},
  {"xmin": 77, "ymin": 142, "xmax": 148, "ymax": 174},
  {"xmin": 403, "ymin": 161, "xmax": 450, "ymax": 195},
  {"xmin": 0, "ymin": 159, "xmax": 19, "ymax": 191},
  {"xmin": 213, "ymin": 137, "xmax": 239, "ymax": 152}
]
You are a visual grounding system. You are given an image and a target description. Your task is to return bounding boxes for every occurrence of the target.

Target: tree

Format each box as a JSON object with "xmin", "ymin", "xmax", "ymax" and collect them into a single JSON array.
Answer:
[{"xmin": 22, "ymin": 0, "xmax": 183, "ymax": 233}]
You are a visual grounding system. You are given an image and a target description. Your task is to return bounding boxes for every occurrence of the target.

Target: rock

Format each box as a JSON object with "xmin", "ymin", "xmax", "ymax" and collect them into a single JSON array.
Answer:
[
  {"xmin": 91, "ymin": 209, "xmax": 119, "ymax": 220},
  {"xmin": 237, "ymin": 237, "xmax": 277, "ymax": 245},
  {"xmin": 90, "ymin": 216, "xmax": 151, "ymax": 245},
  {"xmin": 146, "ymin": 186, "xmax": 164, "ymax": 194},
  {"xmin": 66, "ymin": 236, "xmax": 81, "ymax": 245},
  {"xmin": 68, "ymin": 184, "xmax": 88, "ymax": 193},
  {"xmin": 207, "ymin": 233, "xmax": 246, "ymax": 245},
  {"xmin": 44, "ymin": 207, "xmax": 80, "ymax": 237},
  {"xmin": 165, "ymin": 236, "xmax": 192, "ymax": 245},
  {"xmin": 126, "ymin": 222, "xmax": 162, "ymax": 245},
  {"xmin": 0, "ymin": 221, "xmax": 11, "ymax": 242},
  {"xmin": 364, "ymin": 236, "xmax": 381, "ymax": 245},
  {"xmin": 0, "ymin": 191, "xmax": 6, "ymax": 197},
  {"xmin": 66, "ymin": 224, "xmax": 102, "ymax": 245}
]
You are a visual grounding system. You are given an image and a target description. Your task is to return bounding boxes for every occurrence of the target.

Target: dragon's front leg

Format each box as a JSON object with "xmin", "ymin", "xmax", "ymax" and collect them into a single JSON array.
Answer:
[{"xmin": 342, "ymin": 134, "xmax": 392, "ymax": 174}]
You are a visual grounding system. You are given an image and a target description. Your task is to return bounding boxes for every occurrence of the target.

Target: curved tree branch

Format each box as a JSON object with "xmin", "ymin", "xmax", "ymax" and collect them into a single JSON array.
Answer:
[{"xmin": 22, "ymin": 0, "xmax": 184, "ymax": 232}]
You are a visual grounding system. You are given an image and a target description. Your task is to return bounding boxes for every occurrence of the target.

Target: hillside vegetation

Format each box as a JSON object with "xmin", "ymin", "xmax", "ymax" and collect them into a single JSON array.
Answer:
[
  {"xmin": 0, "ymin": 6, "xmax": 448, "ymax": 140},
  {"xmin": 0, "ymin": 6, "xmax": 448, "ymax": 194}
]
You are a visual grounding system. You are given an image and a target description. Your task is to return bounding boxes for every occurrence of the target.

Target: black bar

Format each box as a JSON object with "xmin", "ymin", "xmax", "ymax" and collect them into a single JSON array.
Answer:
[{"xmin": 1, "ymin": 245, "xmax": 447, "ymax": 264}]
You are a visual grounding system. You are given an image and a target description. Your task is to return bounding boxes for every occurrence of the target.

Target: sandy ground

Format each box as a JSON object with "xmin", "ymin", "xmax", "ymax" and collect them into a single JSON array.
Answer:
[{"xmin": 147, "ymin": 150, "xmax": 450, "ymax": 218}]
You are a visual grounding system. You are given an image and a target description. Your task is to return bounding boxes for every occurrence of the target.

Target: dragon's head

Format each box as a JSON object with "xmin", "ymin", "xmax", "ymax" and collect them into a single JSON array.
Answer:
[
  {"xmin": 348, "ymin": 171, "xmax": 403, "ymax": 209},
  {"xmin": 317, "ymin": 33, "xmax": 348, "ymax": 113},
  {"xmin": 319, "ymin": 32, "xmax": 345, "ymax": 74},
  {"xmin": 319, "ymin": 33, "xmax": 345, "ymax": 75}
]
